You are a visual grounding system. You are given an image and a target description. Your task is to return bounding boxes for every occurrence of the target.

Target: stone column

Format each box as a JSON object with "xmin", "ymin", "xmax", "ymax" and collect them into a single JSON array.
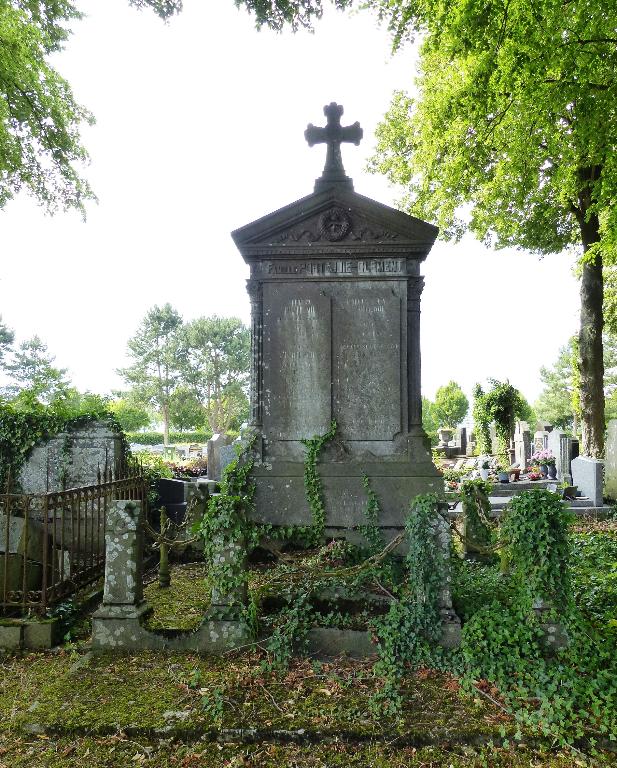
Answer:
[
  {"xmin": 434, "ymin": 513, "xmax": 462, "ymax": 648},
  {"xmin": 247, "ymin": 279, "xmax": 263, "ymax": 428},
  {"xmin": 406, "ymin": 276, "xmax": 424, "ymax": 431},
  {"xmin": 92, "ymin": 500, "xmax": 149, "ymax": 650}
]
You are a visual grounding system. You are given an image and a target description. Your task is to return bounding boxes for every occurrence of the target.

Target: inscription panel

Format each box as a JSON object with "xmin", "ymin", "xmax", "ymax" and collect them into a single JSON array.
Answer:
[
  {"xmin": 259, "ymin": 258, "xmax": 406, "ymax": 278},
  {"xmin": 333, "ymin": 283, "xmax": 402, "ymax": 441},
  {"xmin": 263, "ymin": 283, "xmax": 332, "ymax": 440}
]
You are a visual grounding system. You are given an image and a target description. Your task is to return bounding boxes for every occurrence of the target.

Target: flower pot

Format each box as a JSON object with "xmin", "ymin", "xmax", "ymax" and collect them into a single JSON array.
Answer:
[
  {"xmin": 547, "ymin": 464, "xmax": 557, "ymax": 480},
  {"xmin": 480, "ymin": 468, "xmax": 490, "ymax": 481},
  {"xmin": 539, "ymin": 463, "xmax": 548, "ymax": 478},
  {"xmin": 497, "ymin": 471, "xmax": 510, "ymax": 483}
]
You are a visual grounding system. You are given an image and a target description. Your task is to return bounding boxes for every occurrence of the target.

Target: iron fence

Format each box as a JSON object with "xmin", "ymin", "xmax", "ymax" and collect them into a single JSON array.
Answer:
[{"xmin": 0, "ymin": 468, "xmax": 147, "ymax": 615}]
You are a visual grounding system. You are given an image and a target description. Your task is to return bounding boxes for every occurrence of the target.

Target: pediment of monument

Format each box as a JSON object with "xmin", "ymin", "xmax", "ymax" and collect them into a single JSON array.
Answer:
[{"xmin": 231, "ymin": 188, "xmax": 438, "ymax": 256}]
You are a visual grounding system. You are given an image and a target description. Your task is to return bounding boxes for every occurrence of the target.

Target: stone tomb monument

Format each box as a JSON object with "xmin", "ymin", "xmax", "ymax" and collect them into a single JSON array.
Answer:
[{"xmin": 232, "ymin": 103, "xmax": 442, "ymax": 538}]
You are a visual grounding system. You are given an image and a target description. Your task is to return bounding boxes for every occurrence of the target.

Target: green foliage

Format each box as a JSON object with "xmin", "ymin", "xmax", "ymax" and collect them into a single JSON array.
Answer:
[
  {"xmin": 502, "ymin": 490, "xmax": 573, "ymax": 611},
  {"xmin": 234, "ymin": 0, "xmax": 352, "ymax": 31},
  {"xmin": 0, "ymin": 393, "xmax": 120, "ymax": 491},
  {"xmin": 421, "ymin": 395, "xmax": 439, "ymax": 445},
  {"xmin": 357, "ymin": 473, "xmax": 385, "ymax": 554},
  {"xmin": 570, "ymin": 531, "xmax": 617, "ymax": 628},
  {"xmin": 473, "ymin": 380, "xmax": 527, "ymax": 462},
  {"xmin": 118, "ymin": 304, "xmax": 186, "ymax": 445},
  {"xmin": 458, "ymin": 479, "xmax": 494, "ymax": 557},
  {"xmin": 371, "ymin": 494, "xmax": 449, "ymax": 715},
  {"xmin": 432, "ymin": 380, "xmax": 468, "ymax": 429},
  {"xmin": 108, "ymin": 399, "xmax": 151, "ymax": 433},
  {"xmin": 126, "ymin": 430, "xmax": 211, "ymax": 445},
  {"xmin": 535, "ymin": 335, "xmax": 617, "ymax": 432},
  {"xmin": 168, "ymin": 386, "xmax": 205, "ymax": 432},
  {"xmin": 0, "ymin": 0, "xmax": 181, "ymax": 214},
  {"xmin": 300, "ymin": 420, "xmax": 337, "ymax": 547},
  {"xmin": 471, "ymin": 385, "xmax": 491, "ymax": 456},
  {"xmin": 0, "ymin": 1, "xmax": 93, "ymax": 213},
  {"xmin": 2, "ymin": 335, "xmax": 70, "ymax": 402},
  {"xmin": 133, "ymin": 450, "xmax": 173, "ymax": 510},
  {"xmin": 0, "ymin": 316, "xmax": 14, "ymax": 366},
  {"xmin": 183, "ymin": 316, "xmax": 250, "ymax": 434},
  {"xmin": 195, "ymin": 439, "xmax": 256, "ymax": 617}
]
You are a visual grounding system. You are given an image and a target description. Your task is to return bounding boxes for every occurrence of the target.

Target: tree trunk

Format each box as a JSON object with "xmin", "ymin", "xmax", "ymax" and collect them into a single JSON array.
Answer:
[
  {"xmin": 162, "ymin": 402, "xmax": 170, "ymax": 446},
  {"xmin": 578, "ymin": 210, "xmax": 604, "ymax": 457}
]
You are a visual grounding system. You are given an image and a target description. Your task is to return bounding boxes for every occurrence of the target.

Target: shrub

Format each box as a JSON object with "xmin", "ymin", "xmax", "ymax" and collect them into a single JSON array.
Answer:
[{"xmin": 126, "ymin": 430, "xmax": 212, "ymax": 446}]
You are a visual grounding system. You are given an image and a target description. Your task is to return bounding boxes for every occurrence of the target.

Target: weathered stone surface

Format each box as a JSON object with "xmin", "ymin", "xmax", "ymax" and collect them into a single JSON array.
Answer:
[
  {"xmin": 547, "ymin": 429, "xmax": 573, "ymax": 484},
  {"xmin": 605, "ymin": 420, "xmax": 617, "ymax": 499},
  {"xmin": 571, "ymin": 456, "xmax": 604, "ymax": 506},
  {"xmin": 207, "ymin": 434, "xmax": 233, "ymax": 481},
  {"xmin": 0, "ymin": 512, "xmax": 49, "ymax": 562},
  {"xmin": 18, "ymin": 420, "xmax": 124, "ymax": 493},
  {"xmin": 0, "ymin": 624, "xmax": 22, "ymax": 650},
  {"xmin": 232, "ymin": 115, "xmax": 441, "ymax": 532}
]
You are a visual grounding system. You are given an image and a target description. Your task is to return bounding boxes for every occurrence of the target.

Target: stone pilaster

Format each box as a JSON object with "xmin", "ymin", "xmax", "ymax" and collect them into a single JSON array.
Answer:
[
  {"xmin": 247, "ymin": 279, "xmax": 263, "ymax": 428},
  {"xmin": 406, "ymin": 276, "xmax": 424, "ymax": 431}
]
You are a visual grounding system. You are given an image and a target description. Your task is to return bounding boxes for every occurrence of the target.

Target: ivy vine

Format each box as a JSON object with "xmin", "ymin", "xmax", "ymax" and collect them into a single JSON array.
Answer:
[
  {"xmin": 300, "ymin": 419, "xmax": 337, "ymax": 546},
  {"xmin": 0, "ymin": 395, "xmax": 126, "ymax": 492}
]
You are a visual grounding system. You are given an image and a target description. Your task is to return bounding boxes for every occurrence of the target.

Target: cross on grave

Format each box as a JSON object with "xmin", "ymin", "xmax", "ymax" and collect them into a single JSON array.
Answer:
[{"xmin": 305, "ymin": 102, "xmax": 363, "ymax": 191}]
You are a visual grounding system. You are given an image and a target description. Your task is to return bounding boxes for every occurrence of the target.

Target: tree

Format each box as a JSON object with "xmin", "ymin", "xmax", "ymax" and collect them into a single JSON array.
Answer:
[
  {"xmin": 0, "ymin": 1, "xmax": 180, "ymax": 214},
  {"xmin": 184, "ymin": 316, "xmax": 250, "ymax": 434},
  {"xmin": 367, "ymin": 0, "xmax": 617, "ymax": 459},
  {"xmin": 432, "ymin": 380, "xmax": 468, "ymax": 429},
  {"xmin": 118, "ymin": 303, "xmax": 185, "ymax": 445},
  {"xmin": 535, "ymin": 335, "xmax": 617, "ymax": 433},
  {"xmin": 168, "ymin": 386, "xmax": 205, "ymax": 432},
  {"xmin": 3, "ymin": 335, "xmax": 69, "ymax": 401},
  {"xmin": 0, "ymin": 316, "xmax": 14, "ymax": 366},
  {"xmin": 108, "ymin": 398, "xmax": 151, "ymax": 433},
  {"xmin": 473, "ymin": 380, "xmax": 529, "ymax": 462},
  {"xmin": 421, "ymin": 395, "xmax": 438, "ymax": 445}
]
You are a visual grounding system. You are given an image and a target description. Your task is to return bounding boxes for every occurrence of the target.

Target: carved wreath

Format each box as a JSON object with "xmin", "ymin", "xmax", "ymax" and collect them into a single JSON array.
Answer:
[{"xmin": 318, "ymin": 207, "xmax": 351, "ymax": 241}]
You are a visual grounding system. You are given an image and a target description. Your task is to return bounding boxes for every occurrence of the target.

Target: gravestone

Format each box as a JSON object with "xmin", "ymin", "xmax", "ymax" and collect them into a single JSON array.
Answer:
[
  {"xmin": 513, "ymin": 421, "xmax": 531, "ymax": 469},
  {"xmin": 547, "ymin": 429, "xmax": 573, "ymax": 484},
  {"xmin": 571, "ymin": 456, "xmax": 604, "ymax": 506},
  {"xmin": 232, "ymin": 102, "xmax": 442, "ymax": 537},
  {"xmin": 206, "ymin": 434, "xmax": 233, "ymax": 482},
  {"xmin": 605, "ymin": 420, "xmax": 617, "ymax": 499},
  {"xmin": 533, "ymin": 430, "xmax": 549, "ymax": 452}
]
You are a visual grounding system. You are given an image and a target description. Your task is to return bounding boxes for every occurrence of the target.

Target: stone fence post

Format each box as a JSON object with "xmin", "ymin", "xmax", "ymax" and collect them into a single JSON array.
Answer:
[{"xmin": 92, "ymin": 500, "xmax": 149, "ymax": 649}]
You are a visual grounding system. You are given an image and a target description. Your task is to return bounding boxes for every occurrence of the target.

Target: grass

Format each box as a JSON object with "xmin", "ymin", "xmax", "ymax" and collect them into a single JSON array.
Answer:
[{"xmin": 0, "ymin": 517, "xmax": 615, "ymax": 766}]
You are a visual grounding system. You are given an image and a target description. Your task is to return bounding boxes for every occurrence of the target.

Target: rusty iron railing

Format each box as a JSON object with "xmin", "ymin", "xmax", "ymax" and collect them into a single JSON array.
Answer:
[{"xmin": 0, "ymin": 467, "xmax": 147, "ymax": 615}]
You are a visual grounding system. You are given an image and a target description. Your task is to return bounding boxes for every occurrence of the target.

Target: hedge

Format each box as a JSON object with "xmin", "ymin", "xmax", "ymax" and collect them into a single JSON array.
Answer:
[{"xmin": 126, "ymin": 431, "xmax": 212, "ymax": 446}]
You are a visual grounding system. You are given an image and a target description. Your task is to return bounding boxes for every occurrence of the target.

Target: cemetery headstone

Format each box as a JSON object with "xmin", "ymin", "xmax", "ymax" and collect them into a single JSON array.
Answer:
[
  {"xmin": 547, "ymin": 429, "xmax": 573, "ymax": 484},
  {"xmin": 605, "ymin": 420, "xmax": 617, "ymax": 499},
  {"xmin": 571, "ymin": 456, "xmax": 604, "ymax": 506},
  {"xmin": 206, "ymin": 434, "xmax": 233, "ymax": 481},
  {"xmin": 514, "ymin": 421, "xmax": 531, "ymax": 469},
  {"xmin": 232, "ymin": 102, "xmax": 443, "ymax": 536},
  {"xmin": 233, "ymin": 102, "xmax": 459, "ymax": 644}
]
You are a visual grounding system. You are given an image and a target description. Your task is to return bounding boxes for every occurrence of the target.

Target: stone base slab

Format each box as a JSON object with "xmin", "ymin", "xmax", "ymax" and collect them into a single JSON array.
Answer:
[
  {"xmin": 0, "ymin": 618, "xmax": 60, "ymax": 650},
  {"xmin": 251, "ymin": 462, "xmax": 442, "ymax": 529},
  {"xmin": 92, "ymin": 603, "xmax": 248, "ymax": 653}
]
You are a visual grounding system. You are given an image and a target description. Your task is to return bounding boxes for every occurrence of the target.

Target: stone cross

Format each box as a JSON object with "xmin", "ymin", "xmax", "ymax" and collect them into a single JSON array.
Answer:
[{"xmin": 305, "ymin": 102, "xmax": 363, "ymax": 190}]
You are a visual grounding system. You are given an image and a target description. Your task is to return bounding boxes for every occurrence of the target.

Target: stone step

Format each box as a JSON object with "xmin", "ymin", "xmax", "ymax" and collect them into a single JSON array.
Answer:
[{"xmin": 489, "ymin": 480, "xmax": 556, "ymax": 496}]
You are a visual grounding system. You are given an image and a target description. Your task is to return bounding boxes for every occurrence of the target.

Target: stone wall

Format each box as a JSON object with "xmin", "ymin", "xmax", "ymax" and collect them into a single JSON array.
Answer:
[{"xmin": 18, "ymin": 420, "xmax": 124, "ymax": 493}]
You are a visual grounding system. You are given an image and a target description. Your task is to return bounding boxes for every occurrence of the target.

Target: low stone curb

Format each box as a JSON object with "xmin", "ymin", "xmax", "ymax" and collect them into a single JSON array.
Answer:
[{"xmin": 16, "ymin": 722, "xmax": 617, "ymax": 753}]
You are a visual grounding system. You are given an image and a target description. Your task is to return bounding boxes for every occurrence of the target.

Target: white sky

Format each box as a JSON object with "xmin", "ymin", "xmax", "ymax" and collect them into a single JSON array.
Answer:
[{"xmin": 0, "ymin": 0, "xmax": 580, "ymax": 404}]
